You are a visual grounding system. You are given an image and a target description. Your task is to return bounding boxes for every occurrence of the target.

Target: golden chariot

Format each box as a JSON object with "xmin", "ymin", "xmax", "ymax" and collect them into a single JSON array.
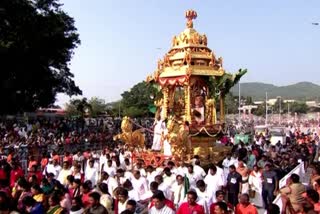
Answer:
[{"xmin": 115, "ymin": 10, "xmax": 246, "ymax": 165}]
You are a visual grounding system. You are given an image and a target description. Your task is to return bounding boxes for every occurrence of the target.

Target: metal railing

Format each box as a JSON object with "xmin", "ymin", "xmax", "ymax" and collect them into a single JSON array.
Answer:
[{"xmin": 3, "ymin": 142, "xmax": 110, "ymax": 174}]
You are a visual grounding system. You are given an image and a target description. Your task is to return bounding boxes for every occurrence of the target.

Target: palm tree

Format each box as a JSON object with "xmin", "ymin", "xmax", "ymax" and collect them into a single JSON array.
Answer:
[{"xmin": 216, "ymin": 69, "xmax": 247, "ymax": 122}]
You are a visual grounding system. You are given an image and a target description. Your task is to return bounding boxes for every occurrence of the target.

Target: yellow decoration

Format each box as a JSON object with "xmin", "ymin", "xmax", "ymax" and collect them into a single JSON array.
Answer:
[
  {"xmin": 113, "ymin": 116, "xmax": 145, "ymax": 149},
  {"xmin": 166, "ymin": 116, "xmax": 190, "ymax": 160}
]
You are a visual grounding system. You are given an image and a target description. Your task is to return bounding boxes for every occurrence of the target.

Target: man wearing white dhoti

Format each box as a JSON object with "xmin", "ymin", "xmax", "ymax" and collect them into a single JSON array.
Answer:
[
  {"xmin": 248, "ymin": 165, "xmax": 263, "ymax": 207},
  {"xmin": 85, "ymin": 159, "xmax": 98, "ymax": 187},
  {"xmin": 152, "ymin": 116, "xmax": 166, "ymax": 151},
  {"xmin": 222, "ymin": 154, "xmax": 232, "ymax": 180},
  {"xmin": 204, "ymin": 165, "xmax": 224, "ymax": 202}
]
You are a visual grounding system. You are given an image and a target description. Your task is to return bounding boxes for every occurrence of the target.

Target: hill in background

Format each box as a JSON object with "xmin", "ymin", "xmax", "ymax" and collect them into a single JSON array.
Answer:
[{"xmin": 231, "ymin": 82, "xmax": 320, "ymax": 101}]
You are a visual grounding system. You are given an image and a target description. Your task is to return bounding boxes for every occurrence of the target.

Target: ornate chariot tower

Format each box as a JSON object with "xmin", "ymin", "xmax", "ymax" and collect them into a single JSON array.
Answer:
[{"xmin": 146, "ymin": 10, "xmax": 237, "ymax": 161}]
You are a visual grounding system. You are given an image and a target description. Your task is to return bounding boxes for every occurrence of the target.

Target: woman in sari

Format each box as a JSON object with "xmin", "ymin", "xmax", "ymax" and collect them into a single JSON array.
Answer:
[
  {"xmin": 31, "ymin": 184, "xmax": 45, "ymax": 203},
  {"xmin": 47, "ymin": 194, "xmax": 66, "ymax": 214},
  {"xmin": 70, "ymin": 179, "xmax": 81, "ymax": 199},
  {"xmin": 98, "ymin": 183, "xmax": 113, "ymax": 213},
  {"xmin": 16, "ymin": 178, "xmax": 32, "ymax": 212}
]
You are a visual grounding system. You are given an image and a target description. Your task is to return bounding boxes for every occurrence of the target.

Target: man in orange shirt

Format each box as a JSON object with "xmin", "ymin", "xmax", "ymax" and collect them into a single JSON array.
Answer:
[
  {"xmin": 235, "ymin": 194, "xmax": 258, "ymax": 214},
  {"xmin": 28, "ymin": 156, "xmax": 38, "ymax": 171}
]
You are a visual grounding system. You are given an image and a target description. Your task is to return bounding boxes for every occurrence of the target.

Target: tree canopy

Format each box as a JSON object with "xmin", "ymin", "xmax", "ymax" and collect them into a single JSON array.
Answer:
[
  {"xmin": 289, "ymin": 102, "xmax": 308, "ymax": 114},
  {"xmin": 0, "ymin": 0, "xmax": 81, "ymax": 114},
  {"xmin": 65, "ymin": 98, "xmax": 91, "ymax": 118},
  {"xmin": 88, "ymin": 97, "xmax": 107, "ymax": 117},
  {"xmin": 120, "ymin": 81, "xmax": 159, "ymax": 117},
  {"xmin": 225, "ymin": 94, "xmax": 239, "ymax": 114},
  {"xmin": 215, "ymin": 69, "xmax": 248, "ymax": 97}
]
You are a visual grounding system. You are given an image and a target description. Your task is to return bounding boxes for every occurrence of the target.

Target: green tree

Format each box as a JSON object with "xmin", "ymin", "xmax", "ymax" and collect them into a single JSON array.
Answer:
[
  {"xmin": 120, "ymin": 81, "xmax": 159, "ymax": 117},
  {"xmin": 253, "ymin": 102, "xmax": 266, "ymax": 116},
  {"xmin": 290, "ymin": 102, "xmax": 308, "ymax": 114},
  {"xmin": 123, "ymin": 106, "xmax": 146, "ymax": 118},
  {"xmin": 106, "ymin": 101, "xmax": 122, "ymax": 117},
  {"xmin": 273, "ymin": 98, "xmax": 285, "ymax": 114},
  {"xmin": 245, "ymin": 96, "xmax": 254, "ymax": 105},
  {"xmin": 215, "ymin": 69, "xmax": 248, "ymax": 121},
  {"xmin": 0, "ymin": 0, "xmax": 81, "ymax": 114},
  {"xmin": 65, "ymin": 98, "xmax": 91, "ymax": 118},
  {"xmin": 224, "ymin": 93, "xmax": 238, "ymax": 114},
  {"xmin": 88, "ymin": 97, "xmax": 107, "ymax": 117}
]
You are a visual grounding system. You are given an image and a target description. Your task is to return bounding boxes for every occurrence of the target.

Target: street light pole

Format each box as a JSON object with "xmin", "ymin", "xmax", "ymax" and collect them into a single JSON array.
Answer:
[
  {"xmin": 280, "ymin": 98, "xmax": 281, "ymax": 124},
  {"xmin": 265, "ymin": 92, "xmax": 268, "ymax": 126},
  {"xmin": 238, "ymin": 82, "xmax": 241, "ymax": 124},
  {"xmin": 287, "ymin": 102, "xmax": 290, "ymax": 121},
  {"xmin": 277, "ymin": 96, "xmax": 281, "ymax": 125}
]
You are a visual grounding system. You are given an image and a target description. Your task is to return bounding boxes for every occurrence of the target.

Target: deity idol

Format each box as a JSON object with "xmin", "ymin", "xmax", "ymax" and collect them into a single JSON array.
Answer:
[{"xmin": 193, "ymin": 95, "xmax": 205, "ymax": 124}]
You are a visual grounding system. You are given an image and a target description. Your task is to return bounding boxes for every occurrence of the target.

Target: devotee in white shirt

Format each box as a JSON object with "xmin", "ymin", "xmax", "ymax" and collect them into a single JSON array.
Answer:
[
  {"xmin": 72, "ymin": 151, "xmax": 84, "ymax": 163},
  {"xmin": 116, "ymin": 168, "xmax": 132, "ymax": 186},
  {"xmin": 123, "ymin": 158, "xmax": 133, "ymax": 171},
  {"xmin": 84, "ymin": 159, "xmax": 98, "ymax": 187},
  {"xmin": 170, "ymin": 175, "xmax": 185, "ymax": 207},
  {"xmin": 152, "ymin": 115, "xmax": 166, "ymax": 151},
  {"xmin": 140, "ymin": 181, "xmax": 159, "ymax": 202},
  {"xmin": 124, "ymin": 170, "xmax": 133, "ymax": 181},
  {"xmin": 101, "ymin": 171, "xmax": 118, "ymax": 198},
  {"xmin": 149, "ymin": 190, "xmax": 175, "ymax": 214},
  {"xmin": 216, "ymin": 165, "xmax": 225, "ymax": 186},
  {"xmin": 124, "ymin": 150, "xmax": 132, "ymax": 159},
  {"xmin": 123, "ymin": 180, "xmax": 140, "ymax": 202},
  {"xmin": 43, "ymin": 159, "xmax": 61, "ymax": 179},
  {"xmin": 57, "ymin": 161, "xmax": 72, "ymax": 186},
  {"xmin": 222, "ymin": 154, "xmax": 232, "ymax": 179},
  {"xmin": 134, "ymin": 162, "xmax": 147, "ymax": 177},
  {"xmin": 146, "ymin": 165, "xmax": 159, "ymax": 185},
  {"xmin": 166, "ymin": 161, "xmax": 178, "ymax": 175},
  {"xmin": 156, "ymin": 164, "xmax": 164, "ymax": 175},
  {"xmin": 155, "ymin": 175, "xmax": 172, "ymax": 200},
  {"xmin": 119, "ymin": 149, "xmax": 126, "ymax": 164},
  {"xmin": 131, "ymin": 170, "xmax": 148, "ymax": 196},
  {"xmin": 193, "ymin": 160, "xmax": 206, "ymax": 178},
  {"xmin": 103, "ymin": 159, "xmax": 116, "ymax": 177},
  {"xmin": 228, "ymin": 154, "xmax": 238, "ymax": 169},
  {"xmin": 204, "ymin": 165, "xmax": 224, "ymax": 202},
  {"xmin": 117, "ymin": 188, "xmax": 130, "ymax": 214},
  {"xmin": 196, "ymin": 180, "xmax": 213, "ymax": 213},
  {"xmin": 185, "ymin": 164, "xmax": 203, "ymax": 189},
  {"xmin": 175, "ymin": 161, "xmax": 188, "ymax": 177},
  {"xmin": 99, "ymin": 151, "xmax": 107, "ymax": 171},
  {"xmin": 163, "ymin": 167, "xmax": 176, "ymax": 187}
]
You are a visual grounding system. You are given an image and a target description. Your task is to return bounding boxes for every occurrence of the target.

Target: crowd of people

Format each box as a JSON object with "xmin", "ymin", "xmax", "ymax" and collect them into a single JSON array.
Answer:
[{"xmin": 0, "ymin": 118, "xmax": 318, "ymax": 213}]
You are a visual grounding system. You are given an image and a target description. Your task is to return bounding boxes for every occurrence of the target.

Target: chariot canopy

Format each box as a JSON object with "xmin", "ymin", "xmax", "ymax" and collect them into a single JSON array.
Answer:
[{"xmin": 147, "ymin": 10, "xmax": 226, "ymax": 136}]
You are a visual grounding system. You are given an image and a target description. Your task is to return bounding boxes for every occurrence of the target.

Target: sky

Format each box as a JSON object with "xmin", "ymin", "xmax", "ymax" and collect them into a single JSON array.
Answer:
[{"xmin": 56, "ymin": 0, "xmax": 320, "ymax": 106}]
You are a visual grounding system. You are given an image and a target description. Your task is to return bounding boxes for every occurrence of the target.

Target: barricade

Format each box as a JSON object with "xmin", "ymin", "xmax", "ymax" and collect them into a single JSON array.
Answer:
[
  {"xmin": 264, "ymin": 162, "xmax": 305, "ymax": 214},
  {"xmin": 3, "ymin": 141, "xmax": 109, "ymax": 173}
]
